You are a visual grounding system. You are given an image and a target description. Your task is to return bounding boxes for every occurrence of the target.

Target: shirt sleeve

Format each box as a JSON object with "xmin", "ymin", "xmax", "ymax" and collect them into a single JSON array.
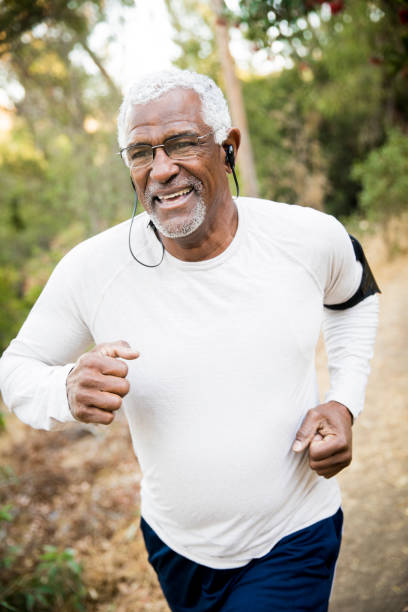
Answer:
[
  {"xmin": 317, "ymin": 217, "xmax": 379, "ymax": 418},
  {"xmin": 323, "ymin": 294, "xmax": 379, "ymax": 418},
  {"xmin": 323, "ymin": 216, "xmax": 363, "ymax": 306},
  {"xmin": 0, "ymin": 251, "xmax": 94, "ymax": 430}
]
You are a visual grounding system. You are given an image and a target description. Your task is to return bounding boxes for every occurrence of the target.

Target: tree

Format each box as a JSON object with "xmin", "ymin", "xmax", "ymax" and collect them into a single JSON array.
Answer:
[
  {"xmin": 0, "ymin": 0, "xmax": 127, "ymax": 97},
  {"xmin": 227, "ymin": 0, "xmax": 341, "ymax": 65},
  {"xmin": 166, "ymin": 0, "xmax": 259, "ymax": 196},
  {"xmin": 210, "ymin": 0, "xmax": 259, "ymax": 196},
  {"xmin": 227, "ymin": 1, "xmax": 408, "ymax": 217},
  {"xmin": 229, "ymin": 0, "xmax": 408, "ymax": 128},
  {"xmin": 0, "ymin": 0, "xmax": 132, "ymax": 351},
  {"xmin": 352, "ymin": 128, "xmax": 408, "ymax": 225}
]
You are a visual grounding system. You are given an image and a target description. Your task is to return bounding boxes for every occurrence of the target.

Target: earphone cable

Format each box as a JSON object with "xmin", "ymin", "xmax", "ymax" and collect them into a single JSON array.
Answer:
[
  {"xmin": 128, "ymin": 192, "xmax": 165, "ymax": 268},
  {"xmin": 231, "ymin": 165, "xmax": 239, "ymax": 198}
]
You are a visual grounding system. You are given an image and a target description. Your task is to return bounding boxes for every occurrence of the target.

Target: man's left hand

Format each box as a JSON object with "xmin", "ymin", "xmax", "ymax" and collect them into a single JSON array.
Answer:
[{"xmin": 292, "ymin": 401, "xmax": 353, "ymax": 478}]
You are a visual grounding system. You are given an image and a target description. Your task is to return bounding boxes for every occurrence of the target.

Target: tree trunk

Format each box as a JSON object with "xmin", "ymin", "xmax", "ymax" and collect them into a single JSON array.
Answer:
[
  {"xmin": 210, "ymin": 0, "xmax": 259, "ymax": 197},
  {"xmin": 78, "ymin": 38, "xmax": 121, "ymax": 101}
]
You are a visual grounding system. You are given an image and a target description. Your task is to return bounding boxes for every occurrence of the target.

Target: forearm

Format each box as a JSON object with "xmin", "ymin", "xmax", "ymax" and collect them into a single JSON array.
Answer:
[
  {"xmin": 323, "ymin": 294, "xmax": 379, "ymax": 419},
  {"xmin": 0, "ymin": 339, "xmax": 77, "ymax": 430}
]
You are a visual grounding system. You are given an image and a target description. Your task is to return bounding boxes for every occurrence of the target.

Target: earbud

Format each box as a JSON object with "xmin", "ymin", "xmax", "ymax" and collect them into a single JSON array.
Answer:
[
  {"xmin": 225, "ymin": 145, "xmax": 235, "ymax": 169},
  {"xmin": 223, "ymin": 143, "xmax": 239, "ymax": 197}
]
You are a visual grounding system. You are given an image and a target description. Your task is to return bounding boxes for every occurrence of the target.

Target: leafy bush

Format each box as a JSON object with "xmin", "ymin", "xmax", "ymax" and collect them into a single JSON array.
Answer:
[
  {"xmin": 0, "ymin": 507, "xmax": 86, "ymax": 612},
  {"xmin": 352, "ymin": 129, "xmax": 408, "ymax": 222},
  {"xmin": 0, "ymin": 411, "xmax": 5, "ymax": 433}
]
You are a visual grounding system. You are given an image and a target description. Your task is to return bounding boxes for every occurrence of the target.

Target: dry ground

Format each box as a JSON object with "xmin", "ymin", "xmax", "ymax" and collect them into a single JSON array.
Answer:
[
  {"xmin": 1, "ymin": 248, "xmax": 407, "ymax": 612},
  {"xmin": 329, "ymin": 251, "xmax": 408, "ymax": 612}
]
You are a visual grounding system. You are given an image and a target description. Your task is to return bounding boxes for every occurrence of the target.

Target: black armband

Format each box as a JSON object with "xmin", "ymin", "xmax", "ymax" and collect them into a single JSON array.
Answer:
[{"xmin": 325, "ymin": 235, "xmax": 381, "ymax": 311}]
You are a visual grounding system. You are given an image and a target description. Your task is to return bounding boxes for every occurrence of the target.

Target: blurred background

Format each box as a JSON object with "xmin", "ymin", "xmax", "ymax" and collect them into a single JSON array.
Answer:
[{"xmin": 0, "ymin": 1, "xmax": 407, "ymax": 610}]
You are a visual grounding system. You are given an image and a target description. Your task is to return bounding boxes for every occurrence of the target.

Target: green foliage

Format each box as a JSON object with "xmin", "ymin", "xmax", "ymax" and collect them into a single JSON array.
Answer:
[
  {"xmin": 0, "ymin": 504, "xmax": 14, "ymax": 522},
  {"xmin": 0, "ymin": 465, "xmax": 18, "ymax": 486},
  {"xmin": 231, "ymin": 0, "xmax": 314, "ymax": 58},
  {"xmin": 242, "ymin": 0, "xmax": 408, "ymax": 216},
  {"xmin": 0, "ymin": 0, "xmax": 134, "ymax": 352},
  {"xmin": 0, "ymin": 475, "xmax": 87, "ymax": 611},
  {"xmin": 352, "ymin": 128, "xmax": 408, "ymax": 222},
  {"xmin": 0, "ymin": 0, "xmax": 133, "ymax": 58},
  {"xmin": 232, "ymin": 0, "xmax": 408, "ymax": 81},
  {"xmin": 243, "ymin": 65, "xmax": 334, "ymax": 207},
  {"xmin": 0, "ymin": 0, "xmax": 98, "ymax": 53},
  {"xmin": 0, "ymin": 266, "xmax": 33, "ymax": 351},
  {"xmin": 0, "ymin": 538, "xmax": 87, "ymax": 611},
  {"xmin": 166, "ymin": 0, "xmax": 221, "ymax": 80}
]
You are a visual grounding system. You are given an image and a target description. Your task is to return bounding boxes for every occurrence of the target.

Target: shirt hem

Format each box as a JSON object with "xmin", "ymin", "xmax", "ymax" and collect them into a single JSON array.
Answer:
[{"xmin": 140, "ymin": 491, "xmax": 342, "ymax": 570}]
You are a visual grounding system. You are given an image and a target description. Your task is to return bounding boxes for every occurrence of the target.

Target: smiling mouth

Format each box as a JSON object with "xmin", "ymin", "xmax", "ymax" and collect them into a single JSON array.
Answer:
[{"xmin": 155, "ymin": 186, "xmax": 194, "ymax": 204}]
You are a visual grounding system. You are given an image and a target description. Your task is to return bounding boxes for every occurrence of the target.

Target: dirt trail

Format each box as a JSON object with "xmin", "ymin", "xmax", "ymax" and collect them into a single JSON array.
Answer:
[
  {"xmin": 1, "ymin": 251, "xmax": 407, "ymax": 612},
  {"xmin": 328, "ymin": 253, "xmax": 408, "ymax": 612}
]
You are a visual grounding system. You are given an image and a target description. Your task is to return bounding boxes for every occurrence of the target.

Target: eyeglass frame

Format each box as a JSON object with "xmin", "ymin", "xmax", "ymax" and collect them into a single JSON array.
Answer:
[{"xmin": 118, "ymin": 131, "xmax": 215, "ymax": 169}]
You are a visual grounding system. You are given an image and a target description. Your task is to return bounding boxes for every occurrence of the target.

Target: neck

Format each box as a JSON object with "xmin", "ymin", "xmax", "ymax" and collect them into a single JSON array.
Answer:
[{"xmin": 159, "ymin": 195, "xmax": 238, "ymax": 262}]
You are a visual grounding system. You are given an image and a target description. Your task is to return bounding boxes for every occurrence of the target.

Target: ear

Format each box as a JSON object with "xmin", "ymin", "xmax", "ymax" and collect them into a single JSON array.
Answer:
[{"xmin": 222, "ymin": 128, "xmax": 241, "ymax": 174}]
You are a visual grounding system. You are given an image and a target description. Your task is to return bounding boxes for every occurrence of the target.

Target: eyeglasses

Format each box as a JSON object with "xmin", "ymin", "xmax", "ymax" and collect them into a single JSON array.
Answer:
[{"xmin": 119, "ymin": 131, "xmax": 213, "ymax": 170}]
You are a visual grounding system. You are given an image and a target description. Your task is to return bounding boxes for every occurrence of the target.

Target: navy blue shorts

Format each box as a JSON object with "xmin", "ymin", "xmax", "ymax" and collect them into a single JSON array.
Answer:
[{"xmin": 141, "ymin": 508, "xmax": 343, "ymax": 612}]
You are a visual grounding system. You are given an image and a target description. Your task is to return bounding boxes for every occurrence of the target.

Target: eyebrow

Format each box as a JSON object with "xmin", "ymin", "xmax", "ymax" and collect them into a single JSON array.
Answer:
[{"xmin": 126, "ymin": 131, "xmax": 198, "ymax": 149}]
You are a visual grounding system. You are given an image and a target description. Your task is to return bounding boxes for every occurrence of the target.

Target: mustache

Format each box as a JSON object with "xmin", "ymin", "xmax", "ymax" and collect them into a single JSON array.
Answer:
[{"xmin": 143, "ymin": 177, "xmax": 203, "ymax": 206}]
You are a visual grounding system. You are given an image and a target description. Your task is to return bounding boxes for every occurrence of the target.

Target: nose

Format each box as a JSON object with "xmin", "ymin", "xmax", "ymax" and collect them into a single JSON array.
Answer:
[{"xmin": 149, "ymin": 147, "xmax": 179, "ymax": 183}]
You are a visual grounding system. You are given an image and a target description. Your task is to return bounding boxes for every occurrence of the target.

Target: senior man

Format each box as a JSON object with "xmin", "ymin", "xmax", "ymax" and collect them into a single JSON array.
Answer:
[{"xmin": 0, "ymin": 69, "xmax": 379, "ymax": 611}]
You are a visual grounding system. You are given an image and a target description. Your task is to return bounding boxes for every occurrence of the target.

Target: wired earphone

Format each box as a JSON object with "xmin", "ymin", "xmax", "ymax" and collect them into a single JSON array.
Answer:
[{"xmin": 128, "ymin": 144, "xmax": 240, "ymax": 268}]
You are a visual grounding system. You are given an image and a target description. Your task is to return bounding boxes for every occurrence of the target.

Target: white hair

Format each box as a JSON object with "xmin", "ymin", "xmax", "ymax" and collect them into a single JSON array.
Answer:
[{"xmin": 117, "ymin": 69, "xmax": 231, "ymax": 157}]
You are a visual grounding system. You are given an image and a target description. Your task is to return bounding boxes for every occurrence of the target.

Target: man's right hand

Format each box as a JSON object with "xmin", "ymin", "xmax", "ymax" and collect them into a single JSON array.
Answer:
[{"xmin": 66, "ymin": 340, "xmax": 139, "ymax": 425}]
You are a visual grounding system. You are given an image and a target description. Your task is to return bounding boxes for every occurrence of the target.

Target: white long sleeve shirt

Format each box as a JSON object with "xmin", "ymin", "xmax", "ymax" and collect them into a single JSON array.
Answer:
[{"xmin": 0, "ymin": 197, "xmax": 378, "ymax": 568}]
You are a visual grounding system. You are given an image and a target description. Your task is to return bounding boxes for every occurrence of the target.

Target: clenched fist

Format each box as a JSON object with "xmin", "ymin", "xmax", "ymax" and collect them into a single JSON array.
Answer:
[
  {"xmin": 66, "ymin": 340, "xmax": 139, "ymax": 425},
  {"xmin": 292, "ymin": 400, "xmax": 353, "ymax": 478}
]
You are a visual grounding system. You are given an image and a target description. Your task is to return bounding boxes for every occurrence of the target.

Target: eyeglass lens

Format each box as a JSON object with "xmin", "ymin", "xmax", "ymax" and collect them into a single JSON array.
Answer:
[{"xmin": 125, "ymin": 134, "xmax": 209, "ymax": 169}]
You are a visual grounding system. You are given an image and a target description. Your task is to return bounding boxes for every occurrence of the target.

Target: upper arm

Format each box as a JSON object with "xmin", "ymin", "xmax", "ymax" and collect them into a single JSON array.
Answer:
[{"xmin": 323, "ymin": 218, "xmax": 364, "ymax": 307}]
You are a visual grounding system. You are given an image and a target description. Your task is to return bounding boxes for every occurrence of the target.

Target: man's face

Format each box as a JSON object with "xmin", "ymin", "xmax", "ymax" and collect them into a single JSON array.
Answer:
[{"xmin": 125, "ymin": 88, "xmax": 228, "ymax": 239}]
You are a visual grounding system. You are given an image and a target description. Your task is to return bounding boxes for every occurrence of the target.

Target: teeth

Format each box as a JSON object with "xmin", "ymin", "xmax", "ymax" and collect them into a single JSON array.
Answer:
[{"xmin": 160, "ymin": 188, "xmax": 191, "ymax": 201}]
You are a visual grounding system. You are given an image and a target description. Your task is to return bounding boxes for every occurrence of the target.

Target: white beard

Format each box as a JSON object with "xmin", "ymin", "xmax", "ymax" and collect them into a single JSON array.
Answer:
[
  {"xmin": 143, "ymin": 178, "xmax": 206, "ymax": 238},
  {"xmin": 148, "ymin": 196, "xmax": 206, "ymax": 238}
]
